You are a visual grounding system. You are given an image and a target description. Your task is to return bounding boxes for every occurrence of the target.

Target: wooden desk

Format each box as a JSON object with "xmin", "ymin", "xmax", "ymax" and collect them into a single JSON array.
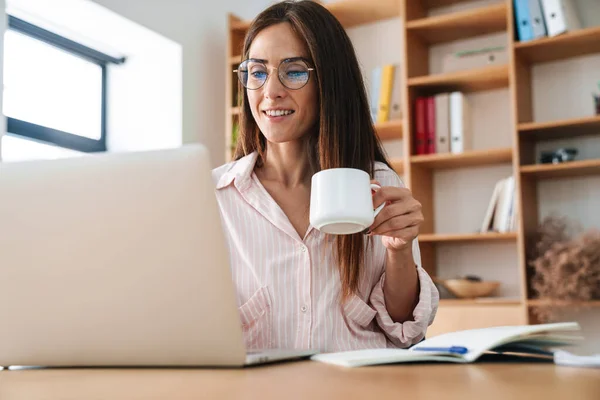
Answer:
[{"xmin": 0, "ymin": 360, "xmax": 597, "ymax": 400}]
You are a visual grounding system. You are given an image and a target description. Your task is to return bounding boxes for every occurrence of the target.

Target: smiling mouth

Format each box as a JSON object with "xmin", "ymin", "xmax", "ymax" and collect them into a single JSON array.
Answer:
[{"xmin": 264, "ymin": 110, "xmax": 295, "ymax": 117}]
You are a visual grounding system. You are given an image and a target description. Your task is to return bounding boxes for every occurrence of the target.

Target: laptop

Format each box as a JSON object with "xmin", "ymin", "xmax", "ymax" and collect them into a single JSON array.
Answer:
[{"xmin": 0, "ymin": 144, "xmax": 317, "ymax": 367}]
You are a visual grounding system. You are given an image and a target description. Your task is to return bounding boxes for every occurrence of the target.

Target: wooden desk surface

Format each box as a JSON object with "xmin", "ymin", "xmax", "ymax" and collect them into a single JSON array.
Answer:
[{"xmin": 0, "ymin": 360, "xmax": 597, "ymax": 400}]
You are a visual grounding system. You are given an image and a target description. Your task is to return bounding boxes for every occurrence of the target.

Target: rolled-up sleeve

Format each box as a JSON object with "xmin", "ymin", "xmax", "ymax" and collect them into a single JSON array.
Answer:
[{"xmin": 369, "ymin": 238, "xmax": 440, "ymax": 348}]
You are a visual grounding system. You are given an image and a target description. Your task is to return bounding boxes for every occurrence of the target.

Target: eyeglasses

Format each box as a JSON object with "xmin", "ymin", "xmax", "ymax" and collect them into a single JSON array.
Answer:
[{"xmin": 234, "ymin": 57, "xmax": 314, "ymax": 90}]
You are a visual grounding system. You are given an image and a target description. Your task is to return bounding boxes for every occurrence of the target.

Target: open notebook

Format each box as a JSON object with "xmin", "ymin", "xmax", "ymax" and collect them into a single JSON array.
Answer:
[{"xmin": 311, "ymin": 322, "xmax": 583, "ymax": 367}]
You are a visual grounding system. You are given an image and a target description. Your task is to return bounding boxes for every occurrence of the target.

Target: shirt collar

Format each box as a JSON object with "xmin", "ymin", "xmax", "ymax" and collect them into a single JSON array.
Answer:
[{"xmin": 216, "ymin": 151, "xmax": 259, "ymax": 191}]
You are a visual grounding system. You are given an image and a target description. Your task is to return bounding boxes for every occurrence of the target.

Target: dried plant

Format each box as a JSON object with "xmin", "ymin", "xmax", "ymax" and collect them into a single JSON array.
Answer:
[{"xmin": 528, "ymin": 215, "xmax": 600, "ymax": 322}]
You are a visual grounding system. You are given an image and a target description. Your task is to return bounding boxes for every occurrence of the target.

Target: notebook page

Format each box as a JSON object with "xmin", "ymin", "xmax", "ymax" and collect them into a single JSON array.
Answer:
[
  {"xmin": 412, "ymin": 322, "xmax": 580, "ymax": 362},
  {"xmin": 311, "ymin": 348, "xmax": 464, "ymax": 367}
]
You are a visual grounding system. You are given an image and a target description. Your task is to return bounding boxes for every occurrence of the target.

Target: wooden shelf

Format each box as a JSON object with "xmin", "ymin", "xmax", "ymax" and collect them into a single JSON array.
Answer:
[
  {"xmin": 408, "ymin": 65, "xmax": 509, "ymax": 93},
  {"xmin": 411, "ymin": 147, "xmax": 512, "ymax": 169},
  {"xmin": 231, "ymin": 107, "xmax": 241, "ymax": 116},
  {"xmin": 423, "ymin": 0, "xmax": 477, "ymax": 8},
  {"xmin": 528, "ymin": 299, "xmax": 600, "ymax": 308},
  {"xmin": 440, "ymin": 298, "xmax": 522, "ymax": 306},
  {"xmin": 520, "ymin": 159, "xmax": 600, "ymax": 179},
  {"xmin": 375, "ymin": 119, "xmax": 403, "ymax": 140},
  {"xmin": 229, "ymin": 54, "xmax": 242, "ymax": 64},
  {"xmin": 419, "ymin": 232, "xmax": 517, "ymax": 243},
  {"xmin": 233, "ymin": 0, "xmax": 402, "ymax": 30},
  {"xmin": 231, "ymin": 20, "xmax": 250, "ymax": 32},
  {"xmin": 326, "ymin": 0, "xmax": 401, "ymax": 28},
  {"xmin": 390, "ymin": 158, "xmax": 404, "ymax": 175},
  {"xmin": 515, "ymin": 25, "xmax": 600, "ymax": 64},
  {"xmin": 406, "ymin": 3, "xmax": 507, "ymax": 45},
  {"xmin": 518, "ymin": 115, "xmax": 600, "ymax": 140}
]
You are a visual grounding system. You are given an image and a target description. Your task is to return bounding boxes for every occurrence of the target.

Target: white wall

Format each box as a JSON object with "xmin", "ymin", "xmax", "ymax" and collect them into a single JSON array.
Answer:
[{"xmin": 88, "ymin": 0, "xmax": 274, "ymax": 167}]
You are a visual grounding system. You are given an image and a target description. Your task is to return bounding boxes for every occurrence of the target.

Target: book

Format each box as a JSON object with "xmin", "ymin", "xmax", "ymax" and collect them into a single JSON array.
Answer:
[{"xmin": 311, "ymin": 322, "xmax": 582, "ymax": 367}]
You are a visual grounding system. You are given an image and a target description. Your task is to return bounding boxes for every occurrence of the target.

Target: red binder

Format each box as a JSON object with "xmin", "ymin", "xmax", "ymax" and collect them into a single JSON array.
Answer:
[
  {"xmin": 414, "ymin": 97, "xmax": 427, "ymax": 155},
  {"xmin": 426, "ymin": 96, "xmax": 436, "ymax": 154}
]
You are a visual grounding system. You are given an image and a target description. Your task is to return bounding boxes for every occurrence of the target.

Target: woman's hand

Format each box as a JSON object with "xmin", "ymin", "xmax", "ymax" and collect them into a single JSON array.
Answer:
[{"xmin": 368, "ymin": 181, "xmax": 423, "ymax": 252}]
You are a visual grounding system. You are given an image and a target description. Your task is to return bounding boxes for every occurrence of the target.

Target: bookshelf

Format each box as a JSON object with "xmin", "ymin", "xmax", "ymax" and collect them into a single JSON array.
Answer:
[{"xmin": 225, "ymin": 0, "xmax": 600, "ymax": 335}]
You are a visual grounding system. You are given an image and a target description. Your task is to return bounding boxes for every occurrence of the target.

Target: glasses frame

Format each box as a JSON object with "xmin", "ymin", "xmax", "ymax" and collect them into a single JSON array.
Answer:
[{"xmin": 233, "ymin": 57, "xmax": 315, "ymax": 90}]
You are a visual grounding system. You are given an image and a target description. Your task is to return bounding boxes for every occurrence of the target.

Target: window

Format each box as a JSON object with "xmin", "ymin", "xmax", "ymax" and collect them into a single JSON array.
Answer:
[{"xmin": 2, "ymin": 16, "xmax": 125, "ymax": 162}]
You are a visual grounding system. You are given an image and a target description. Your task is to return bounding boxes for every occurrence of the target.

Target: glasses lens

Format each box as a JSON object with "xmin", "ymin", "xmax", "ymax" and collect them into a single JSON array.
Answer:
[
  {"xmin": 238, "ymin": 60, "xmax": 268, "ymax": 90},
  {"xmin": 279, "ymin": 59, "xmax": 310, "ymax": 89}
]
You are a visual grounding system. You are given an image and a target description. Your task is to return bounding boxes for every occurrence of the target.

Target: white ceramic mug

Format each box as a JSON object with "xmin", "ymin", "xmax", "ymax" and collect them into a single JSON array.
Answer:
[{"xmin": 309, "ymin": 168, "xmax": 385, "ymax": 235}]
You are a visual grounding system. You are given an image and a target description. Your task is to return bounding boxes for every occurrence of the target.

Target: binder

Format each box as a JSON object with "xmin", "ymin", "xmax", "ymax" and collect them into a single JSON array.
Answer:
[
  {"xmin": 389, "ymin": 65, "xmax": 402, "ymax": 121},
  {"xmin": 513, "ymin": 0, "xmax": 534, "ymax": 42},
  {"xmin": 426, "ymin": 97, "xmax": 435, "ymax": 154},
  {"xmin": 414, "ymin": 97, "xmax": 427, "ymax": 155},
  {"xmin": 449, "ymin": 92, "xmax": 471, "ymax": 154},
  {"xmin": 370, "ymin": 67, "xmax": 381, "ymax": 123},
  {"xmin": 540, "ymin": 0, "xmax": 581, "ymax": 37},
  {"xmin": 528, "ymin": 0, "xmax": 548, "ymax": 39},
  {"xmin": 434, "ymin": 93, "xmax": 450, "ymax": 153},
  {"xmin": 376, "ymin": 64, "xmax": 394, "ymax": 123}
]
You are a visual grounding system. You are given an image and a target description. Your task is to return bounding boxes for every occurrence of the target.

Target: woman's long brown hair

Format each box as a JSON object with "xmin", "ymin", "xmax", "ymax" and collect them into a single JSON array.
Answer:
[{"xmin": 233, "ymin": 0, "xmax": 392, "ymax": 301}]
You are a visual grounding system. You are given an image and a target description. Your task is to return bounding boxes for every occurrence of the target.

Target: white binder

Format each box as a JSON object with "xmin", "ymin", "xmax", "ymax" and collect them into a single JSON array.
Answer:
[
  {"xmin": 540, "ymin": 0, "xmax": 581, "ymax": 37},
  {"xmin": 449, "ymin": 92, "xmax": 471, "ymax": 154},
  {"xmin": 528, "ymin": 0, "xmax": 548, "ymax": 39},
  {"xmin": 434, "ymin": 93, "xmax": 450, "ymax": 153}
]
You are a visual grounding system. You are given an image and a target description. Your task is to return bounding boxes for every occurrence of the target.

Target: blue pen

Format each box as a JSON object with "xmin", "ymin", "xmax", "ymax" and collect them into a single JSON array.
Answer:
[{"xmin": 416, "ymin": 346, "xmax": 468, "ymax": 354}]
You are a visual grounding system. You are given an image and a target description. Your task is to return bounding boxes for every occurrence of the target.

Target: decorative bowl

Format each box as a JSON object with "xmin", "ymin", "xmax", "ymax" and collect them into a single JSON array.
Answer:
[{"xmin": 439, "ymin": 279, "xmax": 500, "ymax": 299}]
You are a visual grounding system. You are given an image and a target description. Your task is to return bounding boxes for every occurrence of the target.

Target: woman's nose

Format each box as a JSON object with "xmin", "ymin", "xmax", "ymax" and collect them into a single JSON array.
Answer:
[{"xmin": 263, "ymin": 71, "xmax": 287, "ymax": 99}]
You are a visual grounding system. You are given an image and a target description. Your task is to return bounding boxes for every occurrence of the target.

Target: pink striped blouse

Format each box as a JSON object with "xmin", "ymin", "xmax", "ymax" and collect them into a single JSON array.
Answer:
[{"xmin": 212, "ymin": 152, "xmax": 439, "ymax": 352}]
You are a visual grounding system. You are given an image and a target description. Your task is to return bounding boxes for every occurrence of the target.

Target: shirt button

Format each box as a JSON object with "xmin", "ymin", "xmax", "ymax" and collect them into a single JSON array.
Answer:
[
  {"xmin": 300, "ymin": 245, "xmax": 307, "ymax": 252},
  {"xmin": 300, "ymin": 305, "xmax": 307, "ymax": 313}
]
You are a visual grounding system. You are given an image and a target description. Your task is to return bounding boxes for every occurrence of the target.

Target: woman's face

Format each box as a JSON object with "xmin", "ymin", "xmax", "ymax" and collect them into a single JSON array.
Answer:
[{"xmin": 246, "ymin": 22, "xmax": 318, "ymax": 145}]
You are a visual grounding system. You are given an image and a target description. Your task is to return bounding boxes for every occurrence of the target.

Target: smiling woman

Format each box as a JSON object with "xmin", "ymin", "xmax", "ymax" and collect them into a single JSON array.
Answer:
[{"xmin": 213, "ymin": 0, "xmax": 438, "ymax": 353}]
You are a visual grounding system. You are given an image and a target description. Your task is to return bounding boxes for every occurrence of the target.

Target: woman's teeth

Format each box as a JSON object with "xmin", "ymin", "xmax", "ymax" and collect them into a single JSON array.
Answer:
[{"xmin": 265, "ymin": 110, "xmax": 294, "ymax": 117}]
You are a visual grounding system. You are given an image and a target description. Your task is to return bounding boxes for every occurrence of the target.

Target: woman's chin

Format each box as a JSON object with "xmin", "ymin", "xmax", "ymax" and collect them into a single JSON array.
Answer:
[{"xmin": 262, "ymin": 132, "xmax": 305, "ymax": 145}]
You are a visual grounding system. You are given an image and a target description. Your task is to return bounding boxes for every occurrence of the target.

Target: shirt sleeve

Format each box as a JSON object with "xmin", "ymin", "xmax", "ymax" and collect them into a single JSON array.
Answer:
[
  {"xmin": 369, "ymin": 238, "xmax": 439, "ymax": 348},
  {"xmin": 368, "ymin": 163, "xmax": 440, "ymax": 348}
]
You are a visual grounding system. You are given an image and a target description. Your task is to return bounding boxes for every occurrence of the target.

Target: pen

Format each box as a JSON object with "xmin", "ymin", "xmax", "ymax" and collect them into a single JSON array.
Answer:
[{"xmin": 415, "ymin": 346, "xmax": 469, "ymax": 354}]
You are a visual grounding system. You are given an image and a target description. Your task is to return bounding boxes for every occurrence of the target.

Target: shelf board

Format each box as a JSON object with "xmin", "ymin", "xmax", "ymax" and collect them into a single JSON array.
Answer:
[
  {"xmin": 440, "ymin": 298, "xmax": 522, "ymax": 306},
  {"xmin": 406, "ymin": 3, "xmax": 507, "ymax": 45},
  {"xmin": 419, "ymin": 232, "xmax": 517, "ymax": 242},
  {"xmin": 232, "ymin": 0, "xmax": 401, "ymax": 30},
  {"xmin": 518, "ymin": 115, "xmax": 600, "ymax": 140},
  {"xmin": 515, "ymin": 25, "xmax": 600, "ymax": 64},
  {"xmin": 326, "ymin": 0, "xmax": 401, "ymax": 28},
  {"xmin": 520, "ymin": 159, "xmax": 600, "ymax": 179},
  {"xmin": 423, "ymin": 0, "xmax": 478, "ymax": 8},
  {"xmin": 231, "ymin": 107, "xmax": 241, "ymax": 116},
  {"xmin": 407, "ymin": 65, "xmax": 509, "ymax": 93},
  {"xmin": 231, "ymin": 20, "xmax": 250, "ymax": 32},
  {"xmin": 528, "ymin": 299, "xmax": 600, "ymax": 308},
  {"xmin": 375, "ymin": 119, "xmax": 403, "ymax": 140},
  {"xmin": 411, "ymin": 147, "xmax": 512, "ymax": 169},
  {"xmin": 390, "ymin": 158, "xmax": 404, "ymax": 175},
  {"xmin": 229, "ymin": 54, "xmax": 242, "ymax": 64}
]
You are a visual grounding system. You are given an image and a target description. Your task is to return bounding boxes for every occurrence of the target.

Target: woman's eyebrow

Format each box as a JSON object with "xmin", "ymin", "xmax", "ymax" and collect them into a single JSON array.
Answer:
[{"xmin": 246, "ymin": 56, "xmax": 308, "ymax": 64}]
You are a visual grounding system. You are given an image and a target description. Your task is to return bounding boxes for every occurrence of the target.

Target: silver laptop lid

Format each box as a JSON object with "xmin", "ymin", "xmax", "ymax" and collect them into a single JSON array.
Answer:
[{"xmin": 0, "ymin": 144, "xmax": 246, "ymax": 367}]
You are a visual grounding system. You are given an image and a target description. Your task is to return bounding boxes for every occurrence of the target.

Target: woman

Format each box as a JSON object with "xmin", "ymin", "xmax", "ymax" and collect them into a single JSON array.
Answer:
[{"xmin": 213, "ymin": 0, "xmax": 439, "ymax": 352}]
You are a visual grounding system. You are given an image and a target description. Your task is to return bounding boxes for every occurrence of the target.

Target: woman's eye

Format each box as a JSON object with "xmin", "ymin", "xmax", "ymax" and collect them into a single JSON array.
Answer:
[
  {"xmin": 251, "ymin": 71, "xmax": 267, "ymax": 79},
  {"xmin": 287, "ymin": 71, "xmax": 308, "ymax": 80}
]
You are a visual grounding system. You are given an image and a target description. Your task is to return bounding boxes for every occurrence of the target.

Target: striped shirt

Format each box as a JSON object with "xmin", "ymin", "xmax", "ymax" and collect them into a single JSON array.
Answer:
[{"xmin": 212, "ymin": 152, "xmax": 439, "ymax": 352}]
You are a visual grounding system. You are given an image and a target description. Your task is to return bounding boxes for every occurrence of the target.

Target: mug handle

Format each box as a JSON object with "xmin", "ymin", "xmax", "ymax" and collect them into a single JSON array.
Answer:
[{"xmin": 371, "ymin": 183, "xmax": 386, "ymax": 217}]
